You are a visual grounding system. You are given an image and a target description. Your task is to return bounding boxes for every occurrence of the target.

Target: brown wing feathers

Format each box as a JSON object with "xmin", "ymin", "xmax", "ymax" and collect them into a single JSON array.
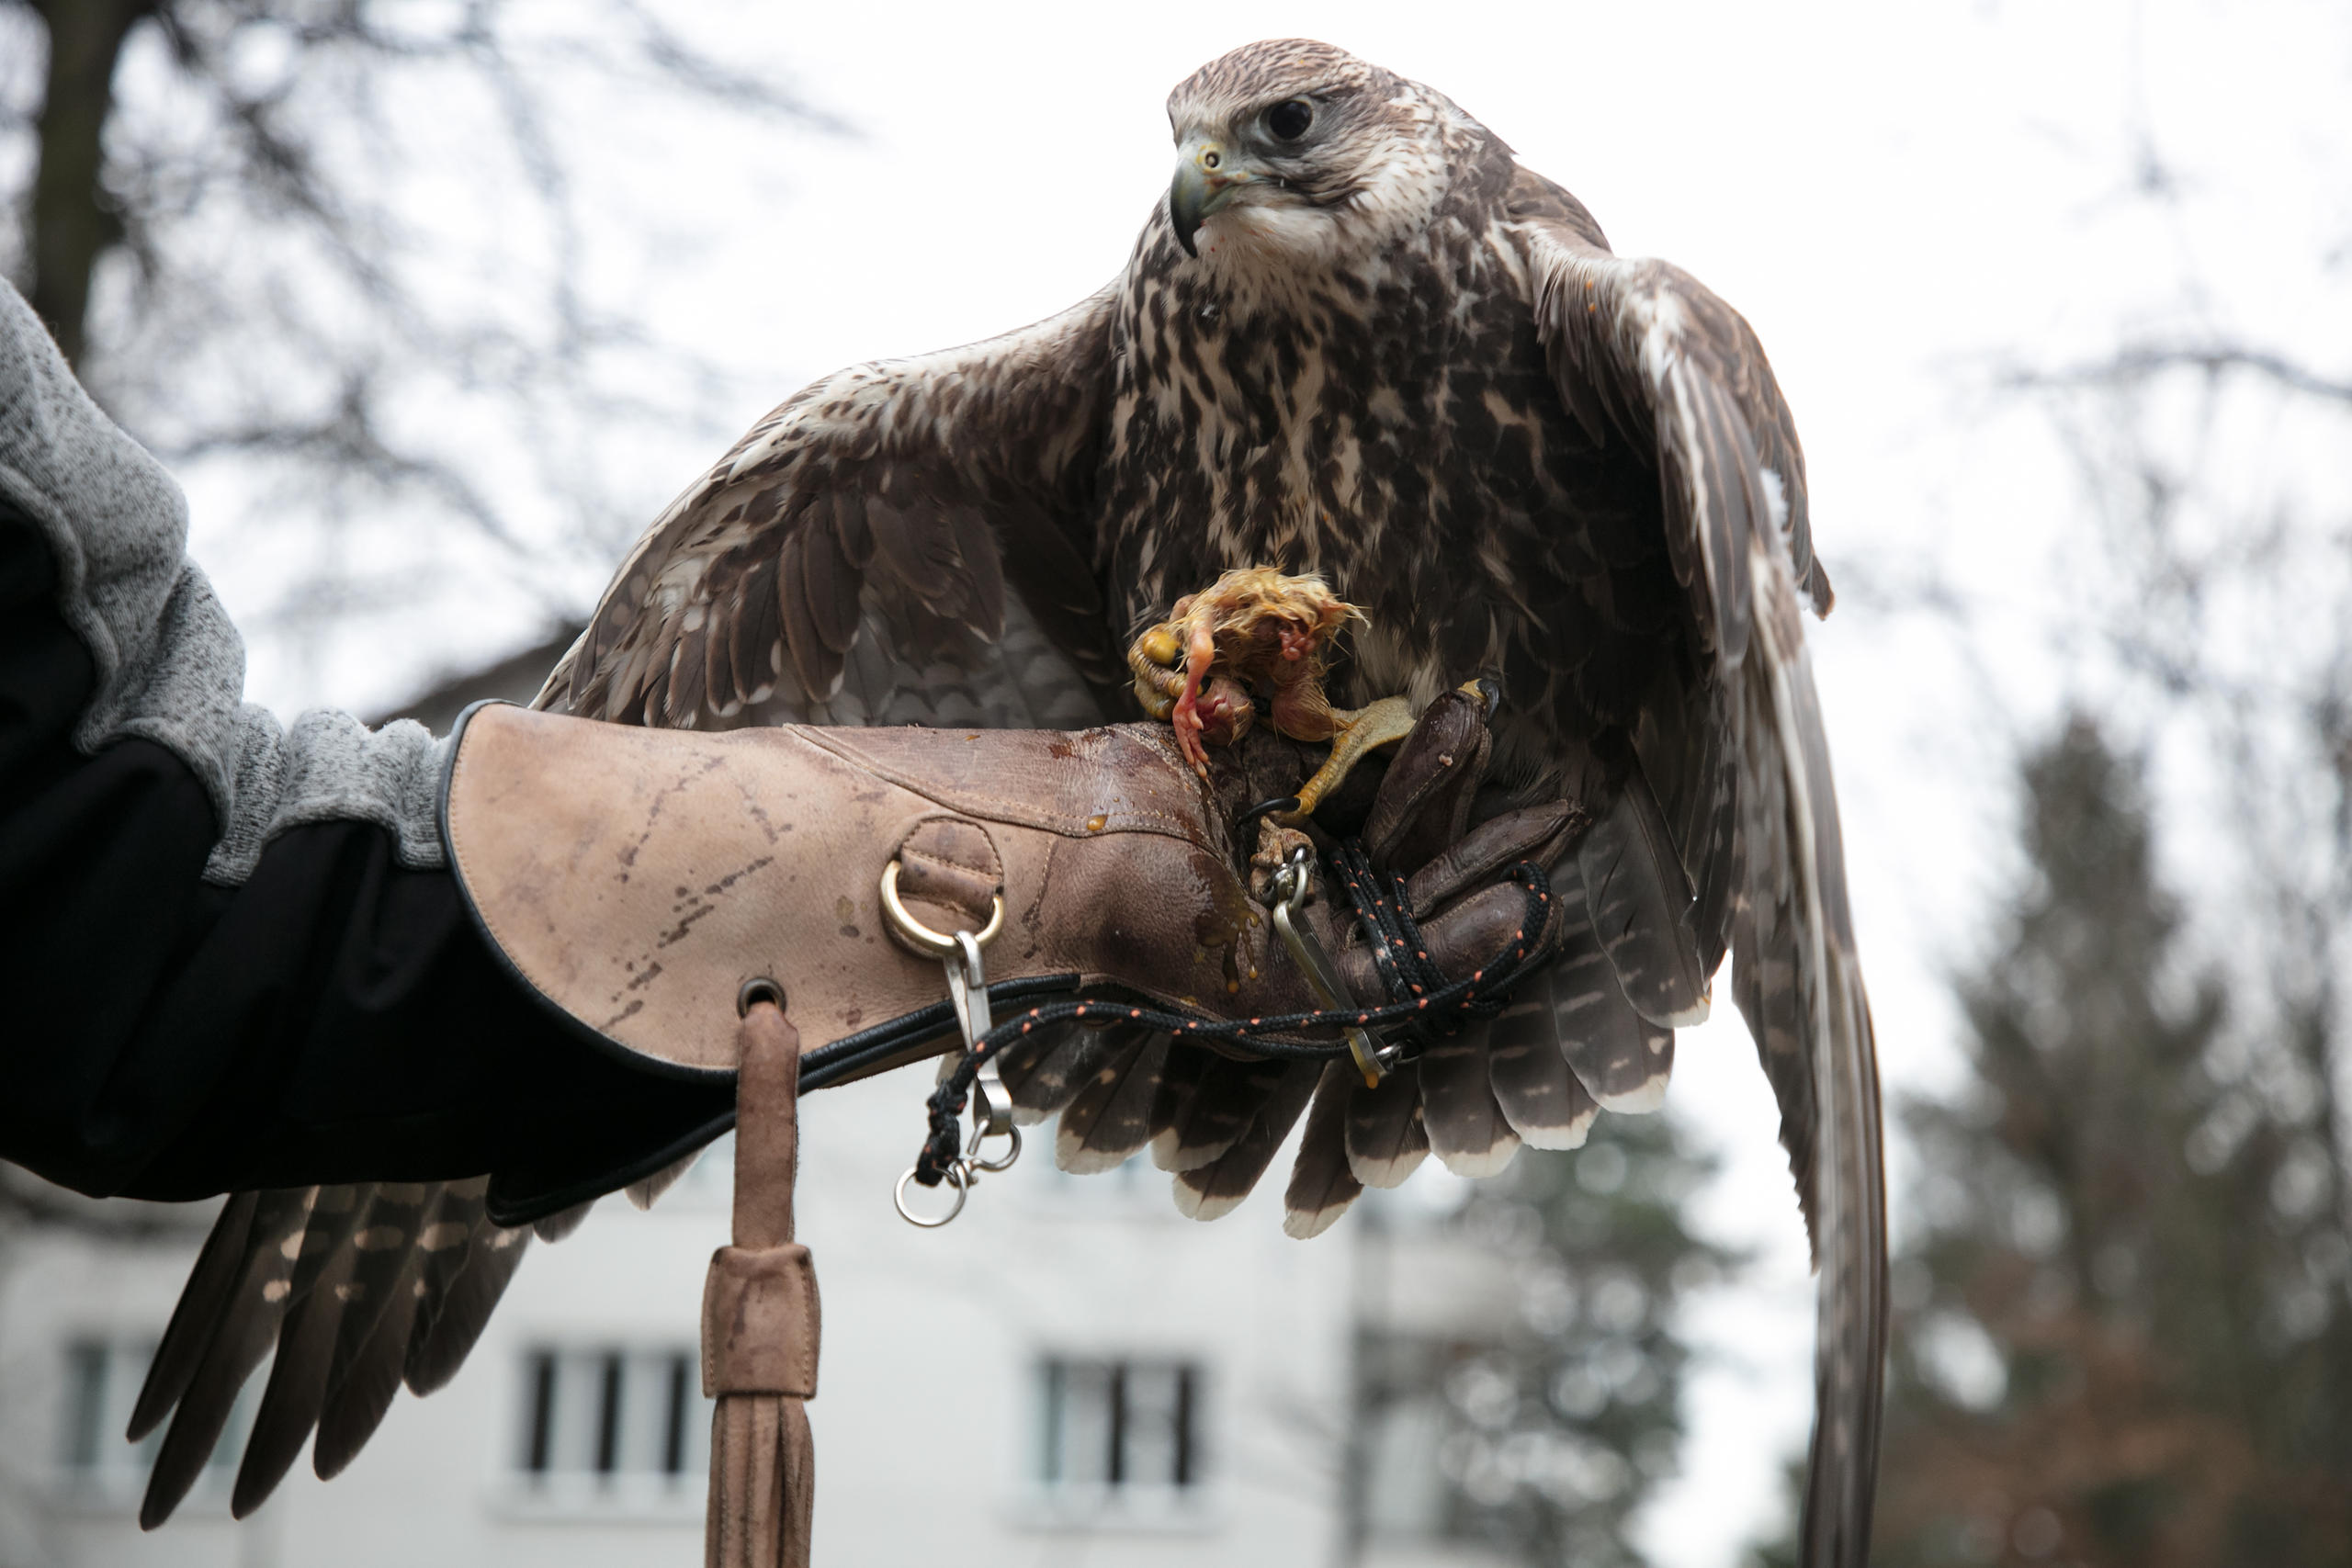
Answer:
[
  {"xmin": 130, "ymin": 1180, "xmax": 537, "ymax": 1526},
  {"xmin": 994, "ymin": 1021, "xmax": 1119, "ymax": 1125},
  {"xmin": 1576, "ymin": 763, "xmax": 1712, "ymax": 1029},
  {"xmin": 1171, "ymin": 1058, "xmax": 1320, "ymax": 1222},
  {"xmin": 1744, "ymin": 553, "xmax": 1885, "ymax": 1565},
  {"xmin": 135, "ymin": 1187, "xmax": 313, "ymax": 1527},
  {"xmin": 539, "ymin": 291, "xmax": 1120, "ymax": 731},
  {"xmin": 233, "ymin": 1232, "xmax": 356, "ymax": 1515},
  {"xmin": 1053, "ymin": 1026, "xmax": 1170, "ymax": 1174},
  {"xmin": 1523, "ymin": 195, "xmax": 1885, "ymax": 1563},
  {"xmin": 1159, "ymin": 1053, "xmax": 1295, "ymax": 1173}
]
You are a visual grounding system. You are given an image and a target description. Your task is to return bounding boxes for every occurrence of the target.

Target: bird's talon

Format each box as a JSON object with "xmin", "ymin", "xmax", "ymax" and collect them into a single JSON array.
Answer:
[{"xmin": 1289, "ymin": 694, "xmax": 1420, "ymax": 817}]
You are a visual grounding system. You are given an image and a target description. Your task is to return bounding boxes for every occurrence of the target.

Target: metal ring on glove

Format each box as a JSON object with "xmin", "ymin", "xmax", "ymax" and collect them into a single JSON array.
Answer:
[
  {"xmin": 894, "ymin": 1162, "xmax": 969, "ymax": 1227},
  {"xmin": 879, "ymin": 861, "xmax": 1005, "ymax": 955}
]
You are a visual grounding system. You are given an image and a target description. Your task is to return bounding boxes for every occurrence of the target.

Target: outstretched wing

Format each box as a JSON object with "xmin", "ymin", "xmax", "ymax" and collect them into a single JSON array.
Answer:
[
  {"xmin": 540, "ymin": 286, "xmax": 1125, "ymax": 728},
  {"xmin": 1512, "ymin": 170, "xmax": 1887, "ymax": 1566},
  {"xmin": 127, "ymin": 1179, "xmax": 555, "ymax": 1525}
]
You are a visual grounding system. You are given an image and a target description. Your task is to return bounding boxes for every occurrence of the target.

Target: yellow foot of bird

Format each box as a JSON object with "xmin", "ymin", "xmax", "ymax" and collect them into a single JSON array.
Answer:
[
  {"xmin": 1288, "ymin": 695, "xmax": 1420, "ymax": 818},
  {"xmin": 1286, "ymin": 679, "xmax": 1494, "ymax": 819}
]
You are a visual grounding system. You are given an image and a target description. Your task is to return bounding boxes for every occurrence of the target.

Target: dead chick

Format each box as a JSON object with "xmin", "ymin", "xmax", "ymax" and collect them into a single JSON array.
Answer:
[{"xmin": 1127, "ymin": 566, "xmax": 1421, "ymax": 818}]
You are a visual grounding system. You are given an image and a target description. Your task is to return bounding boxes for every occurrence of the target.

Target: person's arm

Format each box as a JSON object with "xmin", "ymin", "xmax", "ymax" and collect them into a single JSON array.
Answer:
[{"xmin": 0, "ymin": 282, "xmax": 731, "ymax": 1203}]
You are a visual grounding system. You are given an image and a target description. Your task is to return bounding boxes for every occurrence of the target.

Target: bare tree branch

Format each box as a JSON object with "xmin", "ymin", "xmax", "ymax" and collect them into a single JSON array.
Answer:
[
  {"xmin": 1, "ymin": 0, "xmax": 842, "ymax": 701},
  {"xmin": 2004, "ymin": 344, "xmax": 2352, "ymax": 407}
]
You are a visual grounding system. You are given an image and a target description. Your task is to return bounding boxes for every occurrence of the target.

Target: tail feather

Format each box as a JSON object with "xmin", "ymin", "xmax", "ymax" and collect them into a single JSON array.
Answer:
[
  {"xmin": 1172, "ymin": 1059, "xmax": 1320, "ymax": 1221},
  {"xmin": 624, "ymin": 1150, "xmax": 702, "ymax": 1209},
  {"xmin": 284, "ymin": 1182, "xmax": 373, "ymax": 1303},
  {"xmin": 1343, "ymin": 1067, "xmax": 1429, "ymax": 1189},
  {"xmin": 1488, "ymin": 985, "xmax": 1600, "ymax": 1149},
  {"xmin": 1147, "ymin": 1042, "xmax": 1215, "ymax": 1166},
  {"xmin": 996, "ymin": 1021, "xmax": 1121, "ymax": 1124},
  {"xmin": 1549, "ymin": 861, "xmax": 1678, "ymax": 1111},
  {"xmin": 1054, "ymin": 1027, "xmax": 1167, "ymax": 1174},
  {"xmin": 1578, "ymin": 765, "xmax": 1710, "ymax": 1027},
  {"xmin": 326, "ymin": 1185, "xmax": 435, "ymax": 1388},
  {"xmin": 406, "ymin": 1180, "xmax": 488, "ymax": 1358},
  {"xmin": 1158, "ymin": 1054, "xmax": 1290, "ymax": 1173},
  {"xmin": 226, "ymin": 1182, "xmax": 378, "ymax": 1517},
  {"xmin": 1418, "ymin": 1022, "xmax": 1522, "ymax": 1179},
  {"xmin": 1282, "ymin": 1064, "xmax": 1365, "ymax": 1238}
]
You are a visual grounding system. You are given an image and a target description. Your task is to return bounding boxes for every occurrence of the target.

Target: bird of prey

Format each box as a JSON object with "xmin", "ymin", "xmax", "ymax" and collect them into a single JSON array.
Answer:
[{"xmin": 134, "ymin": 38, "xmax": 1884, "ymax": 1562}]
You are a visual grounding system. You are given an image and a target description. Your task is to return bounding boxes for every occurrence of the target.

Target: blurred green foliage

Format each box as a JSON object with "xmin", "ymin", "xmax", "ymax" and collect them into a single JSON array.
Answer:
[
  {"xmin": 1355, "ymin": 1114, "xmax": 1735, "ymax": 1566},
  {"xmin": 1866, "ymin": 718, "xmax": 2352, "ymax": 1567}
]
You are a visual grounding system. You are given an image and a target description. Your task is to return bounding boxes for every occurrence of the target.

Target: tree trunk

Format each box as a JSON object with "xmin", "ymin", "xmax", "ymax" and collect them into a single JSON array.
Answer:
[{"xmin": 26, "ymin": 0, "xmax": 157, "ymax": 367}]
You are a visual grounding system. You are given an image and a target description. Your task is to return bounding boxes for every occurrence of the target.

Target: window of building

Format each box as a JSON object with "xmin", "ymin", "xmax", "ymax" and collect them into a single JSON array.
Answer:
[
  {"xmin": 512, "ymin": 1345, "xmax": 709, "ymax": 1509},
  {"xmin": 1034, "ymin": 1356, "xmax": 1204, "ymax": 1523}
]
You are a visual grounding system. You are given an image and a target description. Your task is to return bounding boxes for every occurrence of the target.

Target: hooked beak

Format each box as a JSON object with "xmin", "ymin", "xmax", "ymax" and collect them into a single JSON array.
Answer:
[{"xmin": 1170, "ymin": 140, "xmax": 1253, "ymax": 258}]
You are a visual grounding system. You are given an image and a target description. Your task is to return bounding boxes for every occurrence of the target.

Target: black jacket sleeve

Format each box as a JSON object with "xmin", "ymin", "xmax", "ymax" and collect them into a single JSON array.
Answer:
[{"xmin": 0, "ymin": 496, "xmax": 732, "ymax": 1208}]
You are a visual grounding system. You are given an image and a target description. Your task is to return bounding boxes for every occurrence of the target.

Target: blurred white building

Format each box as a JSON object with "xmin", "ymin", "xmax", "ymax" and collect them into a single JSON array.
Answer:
[{"xmin": 0, "ymin": 1066, "xmax": 1511, "ymax": 1568}]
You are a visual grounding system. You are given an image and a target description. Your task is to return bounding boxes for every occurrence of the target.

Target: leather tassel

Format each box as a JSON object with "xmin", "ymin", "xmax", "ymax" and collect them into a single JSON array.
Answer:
[{"xmin": 703, "ymin": 1000, "xmax": 819, "ymax": 1568}]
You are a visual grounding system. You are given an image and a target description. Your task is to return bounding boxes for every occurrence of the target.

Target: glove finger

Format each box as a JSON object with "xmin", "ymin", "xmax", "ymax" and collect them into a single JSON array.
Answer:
[
  {"xmin": 1406, "ymin": 801, "xmax": 1584, "ymax": 917},
  {"xmin": 1331, "ymin": 878, "xmax": 1560, "ymax": 1005},
  {"xmin": 1362, "ymin": 687, "xmax": 1493, "ymax": 872}
]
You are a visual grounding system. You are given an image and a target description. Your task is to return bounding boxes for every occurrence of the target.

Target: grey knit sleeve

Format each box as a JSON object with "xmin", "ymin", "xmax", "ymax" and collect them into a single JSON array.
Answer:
[{"xmin": 0, "ymin": 280, "xmax": 447, "ymax": 884}]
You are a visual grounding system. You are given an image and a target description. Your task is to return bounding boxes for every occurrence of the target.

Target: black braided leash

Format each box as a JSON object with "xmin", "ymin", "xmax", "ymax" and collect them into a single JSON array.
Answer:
[
  {"xmin": 1330, "ymin": 841, "xmax": 1457, "ymax": 1053},
  {"xmin": 911, "ymin": 849, "xmax": 1555, "ymax": 1186}
]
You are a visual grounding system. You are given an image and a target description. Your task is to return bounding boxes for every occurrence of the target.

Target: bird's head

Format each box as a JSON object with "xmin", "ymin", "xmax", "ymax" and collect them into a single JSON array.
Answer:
[{"xmin": 1164, "ymin": 39, "xmax": 1463, "ymax": 271}]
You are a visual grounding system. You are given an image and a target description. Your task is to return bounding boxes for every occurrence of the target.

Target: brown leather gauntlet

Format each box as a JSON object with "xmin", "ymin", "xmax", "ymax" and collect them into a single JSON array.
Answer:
[{"xmin": 442, "ymin": 691, "xmax": 1577, "ymax": 1078}]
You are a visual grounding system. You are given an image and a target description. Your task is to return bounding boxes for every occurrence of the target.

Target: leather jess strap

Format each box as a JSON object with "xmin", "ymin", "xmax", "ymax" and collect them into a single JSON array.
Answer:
[
  {"xmin": 704, "ymin": 1247, "xmax": 820, "ymax": 1400},
  {"xmin": 703, "ymin": 1001, "xmax": 818, "ymax": 1568}
]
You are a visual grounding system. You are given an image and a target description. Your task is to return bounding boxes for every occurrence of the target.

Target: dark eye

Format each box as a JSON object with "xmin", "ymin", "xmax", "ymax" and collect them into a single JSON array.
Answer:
[{"xmin": 1265, "ymin": 98, "xmax": 1314, "ymax": 141}]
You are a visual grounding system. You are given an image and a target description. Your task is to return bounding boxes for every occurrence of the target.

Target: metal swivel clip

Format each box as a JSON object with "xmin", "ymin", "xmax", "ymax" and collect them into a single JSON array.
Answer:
[
  {"xmin": 881, "ymin": 861, "xmax": 1021, "ymax": 1227},
  {"xmin": 1268, "ymin": 844, "xmax": 1401, "ymax": 1088}
]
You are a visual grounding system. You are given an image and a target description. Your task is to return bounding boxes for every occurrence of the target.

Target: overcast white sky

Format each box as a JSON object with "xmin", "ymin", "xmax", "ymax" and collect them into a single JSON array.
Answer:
[{"xmin": 175, "ymin": 1, "xmax": 2350, "ymax": 1561}]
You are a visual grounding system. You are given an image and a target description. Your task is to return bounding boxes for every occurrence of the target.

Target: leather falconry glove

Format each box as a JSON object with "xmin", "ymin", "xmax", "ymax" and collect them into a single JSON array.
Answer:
[{"xmin": 441, "ymin": 686, "xmax": 1577, "ymax": 1107}]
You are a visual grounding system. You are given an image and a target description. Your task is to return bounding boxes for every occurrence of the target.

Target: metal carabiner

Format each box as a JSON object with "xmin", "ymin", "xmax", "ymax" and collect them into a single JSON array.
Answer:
[
  {"xmin": 946, "ymin": 931, "xmax": 995, "ymax": 1065},
  {"xmin": 886, "ymin": 870, "xmax": 1023, "ymax": 1227},
  {"xmin": 947, "ymin": 929, "xmax": 1017, "ymax": 1170},
  {"xmin": 1269, "ymin": 845, "xmax": 1391, "ymax": 1088}
]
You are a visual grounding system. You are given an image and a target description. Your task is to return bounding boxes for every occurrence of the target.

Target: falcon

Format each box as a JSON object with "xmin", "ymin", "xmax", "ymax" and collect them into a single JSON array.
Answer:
[{"xmin": 134, "ymin": 39, "xmax": 1885, "ymax": 1563}]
